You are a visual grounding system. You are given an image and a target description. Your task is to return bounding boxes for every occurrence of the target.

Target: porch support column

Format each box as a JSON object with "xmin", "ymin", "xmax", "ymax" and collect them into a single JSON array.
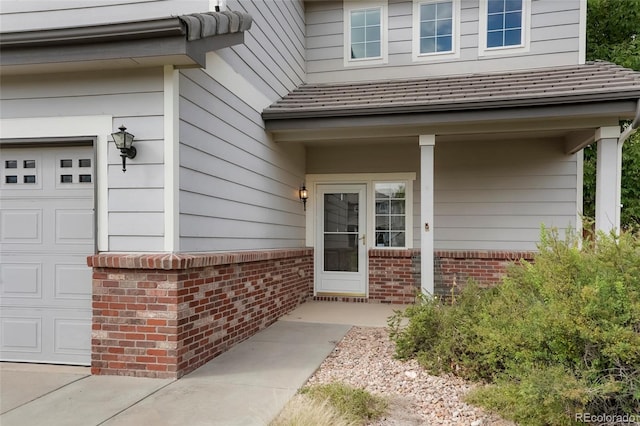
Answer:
[
  {"xmin": 419, "ymin": 135, "xmax": 435, "ymax": 295},
  {"xmin": 595, "ymin": 126, "xmax": 621, "ymax": 234}
]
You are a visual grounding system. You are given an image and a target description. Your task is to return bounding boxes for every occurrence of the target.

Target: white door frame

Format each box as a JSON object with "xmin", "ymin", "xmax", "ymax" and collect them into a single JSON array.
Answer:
[
  {"xmin": 315, "ymin": 183, "xmax": 367, "ymax": 296},
  {"xmin": 305, "ymin": 173, "xmax": 417, "ymax": 298}
]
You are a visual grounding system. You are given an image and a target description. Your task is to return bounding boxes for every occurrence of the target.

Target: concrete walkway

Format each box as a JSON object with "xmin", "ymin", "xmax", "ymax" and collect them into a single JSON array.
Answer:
[{"xmin": 0, "ymin": 301, "xmax": 403, "ymax": 426}]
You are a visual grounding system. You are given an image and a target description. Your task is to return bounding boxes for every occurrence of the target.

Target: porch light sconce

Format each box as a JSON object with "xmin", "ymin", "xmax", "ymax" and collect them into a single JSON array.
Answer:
[
  {"xmin": 299, "ymin": 185, "xmax": 308, "ymax": 211},
  {"xmin": 111, "ymin": 125, "xmax": 136, "ymax": 172}
]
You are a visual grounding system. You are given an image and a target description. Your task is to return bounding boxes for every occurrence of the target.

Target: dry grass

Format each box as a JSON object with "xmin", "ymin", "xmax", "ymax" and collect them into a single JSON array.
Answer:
[{"xmin": 269, "ymin": 393, "xmax": 358, "ymax": 426}]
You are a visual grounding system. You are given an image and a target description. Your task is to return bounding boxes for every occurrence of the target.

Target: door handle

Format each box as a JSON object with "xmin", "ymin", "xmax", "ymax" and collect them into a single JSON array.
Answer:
[{"xmin": 359, "ymin": 234, "xmax": 366, "ymax": 246}]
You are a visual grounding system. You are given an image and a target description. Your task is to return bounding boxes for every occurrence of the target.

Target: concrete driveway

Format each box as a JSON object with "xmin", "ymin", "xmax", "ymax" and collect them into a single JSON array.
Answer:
[{"xmin": 0, "ymin": 302, "xmax": 402, "ymax": 425}]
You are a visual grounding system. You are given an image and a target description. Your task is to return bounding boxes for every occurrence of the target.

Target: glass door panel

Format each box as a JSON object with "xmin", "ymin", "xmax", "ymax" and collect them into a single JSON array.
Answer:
[{"xmin": 323, "ymin": 193, "xmax": 360, "ymax": 272}]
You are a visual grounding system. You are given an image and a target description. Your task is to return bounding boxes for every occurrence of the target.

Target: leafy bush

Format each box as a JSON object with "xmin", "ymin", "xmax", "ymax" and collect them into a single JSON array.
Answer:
[
  {"xmin": 388, "ymin": 229, "xmax": 640, "ymax": 425},
  {"xmin": 467, "ymin": 365, "xmax": 590, "ymax": 426}
]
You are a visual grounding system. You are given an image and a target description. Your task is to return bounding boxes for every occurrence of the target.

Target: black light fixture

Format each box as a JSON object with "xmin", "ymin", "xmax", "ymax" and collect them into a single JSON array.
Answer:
[
  {"xmin": 111, "ymin": 125, "xmax": 136, "ymax": 172},
  {"xmin": 299, "ymin": 185, "xmax": 308, "ymax": 211}
]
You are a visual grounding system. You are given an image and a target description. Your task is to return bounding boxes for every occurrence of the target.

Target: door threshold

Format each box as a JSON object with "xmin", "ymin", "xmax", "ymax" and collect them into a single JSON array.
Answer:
[{"xmin": 316, "ymin": 292, "xmax": 366, "ymax": 298}]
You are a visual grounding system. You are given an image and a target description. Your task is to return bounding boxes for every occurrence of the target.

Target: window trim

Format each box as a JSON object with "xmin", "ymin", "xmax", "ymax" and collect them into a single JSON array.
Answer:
[
  {"xmin": 343, "ymin": 0, "xmax": 389, "ymax": 67},
  {"xmin": 373, "ymin": 181, "xmax": 410, "ymax": 248},
  {"xmin": 412, "ymin": 0, "xmax": 461, "ymax": 62},
  {"xmin": 478, "ymin": 0, "xmax": 531, "ymax": 57}
]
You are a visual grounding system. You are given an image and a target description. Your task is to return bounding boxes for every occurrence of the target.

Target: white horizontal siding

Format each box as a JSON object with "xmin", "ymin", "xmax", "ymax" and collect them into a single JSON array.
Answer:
[
  {"xmin": 108, "ymin": 236, "xmax": 165, "ymax": 252},
  {"xmin": 175, "ymin": 0, "xmax": 306, "ymax": 252},
  {"xmin": 178, "ymin": 69, "xmax": 306, "ymax": 252},
  {"xmin": 0, "ymin": 68, "xmax": 166, "ymax": 252},
  {"xmin": 306, "ymin": 0, "xmax": 581, "ymax": 83},
  {"xmin": 109, "ymin": 189, "xmax": 164, "ymax": 212},
  {"xmin": 434, "ymin": 138, "xmax": 578, "ymax": 250},
  {"xmin": 306, "ymin": 137, "xmax": 578, "ymax": 251},
  {"xmin": 213, "ymin": 0, "xmax": 306, "ymax": 102}
]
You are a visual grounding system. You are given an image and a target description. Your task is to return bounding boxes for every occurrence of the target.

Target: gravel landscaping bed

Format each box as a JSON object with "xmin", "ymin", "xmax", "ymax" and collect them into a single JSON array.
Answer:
[{"xmin": 306, "ymin": 326, "xmax": 514, "ymax": 426}]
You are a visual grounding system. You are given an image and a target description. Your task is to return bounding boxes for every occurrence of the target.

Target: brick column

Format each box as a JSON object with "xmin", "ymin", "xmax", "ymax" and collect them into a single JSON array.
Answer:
[{"xmin": 368, "ymin": 249, "xmax": 420, "ymax": 304}]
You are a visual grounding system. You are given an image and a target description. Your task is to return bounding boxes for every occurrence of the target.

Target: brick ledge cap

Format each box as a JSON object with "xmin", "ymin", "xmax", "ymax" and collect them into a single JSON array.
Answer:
[
  {"xmin": 87, "ymin": 248, "xmax": 313, "ymax": 269},
  {"xmin": 435, "ymin": 250, "xmax": 536, "ymax": 260}
]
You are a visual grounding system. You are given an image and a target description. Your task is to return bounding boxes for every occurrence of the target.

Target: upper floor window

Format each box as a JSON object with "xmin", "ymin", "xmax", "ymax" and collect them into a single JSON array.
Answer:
[
  {"xmin": 412, "ymin": 0, "xmax": 460, "ymax": 61},
  {"xmin": 350, "ymin": 8, "xmax": 381, "ymax": 59},
  {"xmin": 487, "ymin": 0, "xmax": 522, "ymax": 48},
  {"xmin": 478, "ymin": 0, "xmax": 530, "ymax": 56},
  {"xmin": 344, "ymin": 1, "xmax": 388, "ymax": 66},
  {"xmin": 419, "ymin": 1, "xmax": 453, "ymax": 53}
]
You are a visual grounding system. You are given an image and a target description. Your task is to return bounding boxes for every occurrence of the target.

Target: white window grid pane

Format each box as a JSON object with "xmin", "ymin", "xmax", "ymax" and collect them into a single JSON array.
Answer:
[
  {"xmin": 350, "ymin": 7, "xmax": 382, "ymax": 59},
  {"xmin": 436, "ymin": 1, "xmax": 452, "ymax": 19},
  {"xmin": 486, "ymin": 0, "xmax": 522, "ymax": 47},
  {"xmin": 366, "ymin": 41, "xmax": 381, "ymax": 57},
  {"xmin": 56, "ymin": 154, "xmax": 94, "ymax": 187},
  {"xmin": 420, "ymin": 1, "xmax": 453, "ymax": 53},
  {"xmin": 351, "ymin": 43, "xmax": 366, "ymax": 59},
  {"xmin": 374, "ymin": 183, "xmax": 407, "ymax": 247},
  {"xmin": 1, "ymin": 155, "xmax": 41, "ymax": 188},
  {"xmin": 365, "ymin": 8, "xmax": 381, "ymax": 25},
  {"xmin": 504, "ymin": 11, "xmax": 521, "ymax": 29}
]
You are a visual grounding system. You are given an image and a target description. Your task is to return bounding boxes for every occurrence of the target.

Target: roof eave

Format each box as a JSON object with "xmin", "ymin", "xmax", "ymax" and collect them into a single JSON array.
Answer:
[
  {"xmin": 0, "ymin": 17, "xmax": 186, "ymax": 48},
  {"xmin": 0, "ymin": 12, "xmax": 249, "ymax": 73},
  {"xmin": 262, "ymin": 90, "xmax": 640, "ymax": 121}
]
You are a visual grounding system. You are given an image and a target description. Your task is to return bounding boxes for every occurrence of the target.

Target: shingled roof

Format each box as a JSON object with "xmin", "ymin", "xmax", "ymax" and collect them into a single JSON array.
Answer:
[{"xmin": 262, "ymin": 61, "xmax": 640, "ymax": 120}]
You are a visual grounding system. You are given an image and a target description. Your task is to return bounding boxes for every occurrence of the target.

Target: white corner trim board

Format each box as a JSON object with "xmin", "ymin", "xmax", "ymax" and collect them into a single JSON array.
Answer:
[
  {"xmin": 204, "ymin": 51, "xmax": 273, "ymax": 112},
  {"xmin": 164, "ymin": 65, "xmax": 180, "ymax": 252},
  {"xmin": 0, "ymin": 115, "xmax": 112, "ymax": 252}
]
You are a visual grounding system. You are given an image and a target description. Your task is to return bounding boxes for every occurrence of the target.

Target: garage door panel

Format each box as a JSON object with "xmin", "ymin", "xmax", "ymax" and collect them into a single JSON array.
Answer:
[
  {"xmin": 1, "ymin": 152, "xmax": 44, "ymax": 191},
  {"xmin": 55, "ymin": 264, "xmax": 92, "ymax": 300},
  {"xmin": 1, "ymin": 145, "xmax": 93, "ymax": 365},
  {"xmin": 55, "ymin": 209, "xmax": 94, "ymax": 244},
  {"xmin": 0, "ymin": 262, "xmax": 42, "ymax": 298},
  {"xmin": 1, "ymin": 255, "xmax": 89, "ymax": 308},
  {"xmin": 1, "ymin": 316, "xmax": 42, "ymax": 354},
  {"xmin": 0, "ymin": 209, "xmax": 42, "ymax": 243},
  {"xmin": 54, "ymin": 317, "xmax": 91, "ymax": 355},
  {"xmin": 1, "ymin": 308, "xmax": 91, "ymax": 364}
]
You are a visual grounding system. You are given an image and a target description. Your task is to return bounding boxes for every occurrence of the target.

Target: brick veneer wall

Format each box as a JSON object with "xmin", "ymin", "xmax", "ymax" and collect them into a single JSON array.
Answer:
[
  {"xmin": 368, "ymin": 249, "xmax": 421, "ymax": 304},
  {"xmin": 434, "ymin": 250, "xmax": 535, "ymax": 298},
  {"xmin": 363, "ymin": 249, "xmax": 535, "ymax": 301},
  {"xmin": 87, "ymin": 249, "xmax": 313, "ymax": 379}
]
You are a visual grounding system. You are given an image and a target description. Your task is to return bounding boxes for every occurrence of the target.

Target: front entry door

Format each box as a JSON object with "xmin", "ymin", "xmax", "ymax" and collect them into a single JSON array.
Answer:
[{"xmin": 316, "ymin": 184, "xmax": 367, "ymax": 296}]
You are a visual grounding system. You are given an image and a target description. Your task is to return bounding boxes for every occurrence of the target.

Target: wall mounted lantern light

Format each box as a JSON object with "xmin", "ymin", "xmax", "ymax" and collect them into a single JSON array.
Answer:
[
  {"xmin": 111, "ymin": 125, "xmax": 136, "ymax": 172},
  {"xmin": 299, "ymin": 185, "xmax": 308, "ymax": 211}
]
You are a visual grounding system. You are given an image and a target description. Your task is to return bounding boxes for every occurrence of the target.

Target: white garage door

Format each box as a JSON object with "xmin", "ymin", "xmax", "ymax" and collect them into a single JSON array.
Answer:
[{"xmin": 0, "ymin": 145, "xmax": 94, "ymax": 365}]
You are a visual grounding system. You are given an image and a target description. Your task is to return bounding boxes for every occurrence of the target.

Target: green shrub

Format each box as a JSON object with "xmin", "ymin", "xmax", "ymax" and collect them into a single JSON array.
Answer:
[
  {"xmin": 467, "ymin": 365, "xmax": 590, "ymax": 426},
  {"xmin": 388, "ymin": 283, "xmax": 491, "ymax": 380},
  {"xmin": 388, "ymin": 228, "xmax": 640, "ymax": 424},
  {"xmin": 300, "ymin": 382, "xmax": 387, "ymax": 424}
]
